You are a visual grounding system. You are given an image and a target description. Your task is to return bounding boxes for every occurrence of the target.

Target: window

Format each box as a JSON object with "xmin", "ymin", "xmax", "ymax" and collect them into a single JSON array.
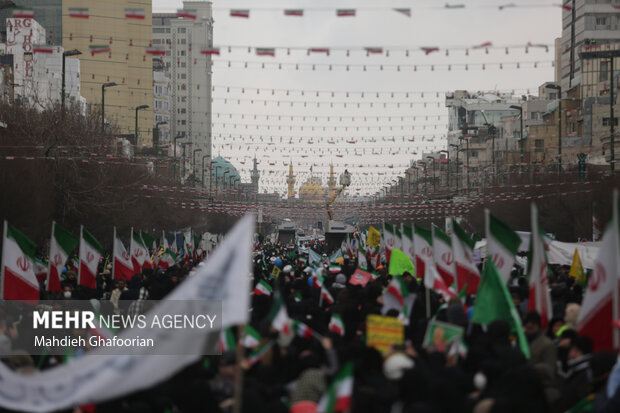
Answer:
[
  {"xmin": 166, "ymin": 39, "xmax": 171, "ymax": 44},
  {"xmin": 548, "ymin": 92, "xmax": 558, "ymax": 100},
  {"xmin": 180, "ymin": 62, "xmax": 186, "ymax": 68},
  {"xmin": 180, "ymin": 39, "xmax": 186, "ymax": 44},
  {"xmin": 152, "ymin": 39, "xmax": 161, "ymax": 45},
  {"xmin": 181, "ymin": 120, "xmax": 186, "ymax": 125},
  {"xmin": 166, "ymin": 28, "xmax": 171, "ymax": 33},
  {"xmin": 153, "ymin": 28, "xmax": 165, "ymax": 33},
  {"xmin": 470, "ymin": 151, "xmax": 478, "ymax": 158},
  {"xmin": 163, "ymin": 87, "xmax": 168, "ymax": 96},
  {"xmin": 596, "ymin": 16, "xmax": 608, "ymax": 26},
  {"xmin": 180, "ymin": 108, "xmax": 186, "ymax": 114},
  {"xmin": 535, "ymin": 139, "xmax": 544, "ymax": 148},
  {"xmin": 602, "ymin": 117, "xmax": 619, "ymax": 126},
  {"xmin": 178, "ymin": 28, "xmax": 186, "ymax": 33},
  {"xmin": 600, "ymin": 61, "xmax": 609, "ymax": 81},
  {"xmin": 163, "ymin": 102, "xmax": 168, "ymax": 110}
]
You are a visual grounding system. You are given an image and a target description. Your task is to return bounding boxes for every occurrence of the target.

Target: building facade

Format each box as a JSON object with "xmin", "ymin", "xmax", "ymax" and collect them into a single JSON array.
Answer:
[
  {"xmin": 3, "ymin": 17, "xmax": 82, "ymax": 108},
  {"xmin": 0, "ymin": 0, "xmax": 63, "ymax": 46},
  {"xmin": 152, "ymin": 2, "xmax": 213, "ymax": 185},
  {"xmin": 560, "ymin": 0, "xmax": 620, "ymax": 93},
  {"xmin": 153, "ymin": 69, "xmax": 170, "ymax": 147},
  {"xmin": 62, "ymin": 0, "xmax": 153, "ymax": 147}
]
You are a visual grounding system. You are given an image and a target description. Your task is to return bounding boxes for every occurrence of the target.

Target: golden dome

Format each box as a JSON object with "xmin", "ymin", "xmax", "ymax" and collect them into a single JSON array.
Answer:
[{"xmin": 298, "ymin": 177, "xmax": 326, "ymax": 203}]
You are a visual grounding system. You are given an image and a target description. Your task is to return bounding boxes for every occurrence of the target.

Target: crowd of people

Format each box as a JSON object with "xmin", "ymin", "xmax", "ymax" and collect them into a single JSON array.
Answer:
[{"xmin": 0, "ymin": 237, "xmax": 618, "ymax": 413}]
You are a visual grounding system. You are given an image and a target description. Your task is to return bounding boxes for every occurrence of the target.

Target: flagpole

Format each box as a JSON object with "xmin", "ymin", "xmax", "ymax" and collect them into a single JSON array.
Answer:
[
  {"xmin": 0, "ymin": 220, "xmax": 6, "ymax": 299},
  {"xmin": 77, "ymin": 225, "xmax": 83, "ymax": 286},
  {"xmin": 232, "ymin": 325, "xmax": 247, "ymax": 413},
  {"xmin": 47, "ymin": 221, "xmax": 55, "ymax": 292},
  {"xmin": 112, "ymin": 227, "xmax": 116, "ymax": 280},
  {"xmin": 612, "ymin": 190, "xmax": 619, "ymax": 350},
  {"xmin": 484, "ymin": 209, "xmax": 490, "ymax": 272}
]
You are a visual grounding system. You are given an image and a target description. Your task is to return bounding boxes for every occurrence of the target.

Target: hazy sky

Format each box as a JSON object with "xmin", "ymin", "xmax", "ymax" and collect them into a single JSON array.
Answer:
[{"xmin": 153, "ymin": 0, "xmax": 561, "ymax": 196}]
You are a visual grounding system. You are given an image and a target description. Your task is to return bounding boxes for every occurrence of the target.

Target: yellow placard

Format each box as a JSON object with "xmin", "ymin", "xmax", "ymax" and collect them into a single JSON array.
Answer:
[
  {"xmin": 367, "ymin": 226, "xmax": 381, "ymax": 248},
  {"xmin": 366, "ymin": 314, "xmax": 404, "ymax": 355},
  {"xmin": 271, "ymin": 266, "xmax": 281, "ymax": 279}
]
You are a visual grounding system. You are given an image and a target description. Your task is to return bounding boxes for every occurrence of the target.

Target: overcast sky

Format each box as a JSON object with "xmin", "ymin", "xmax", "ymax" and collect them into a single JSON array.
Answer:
[{"xmin": 153, "ymin": 0, "xmax": 561, "ymax": 196}]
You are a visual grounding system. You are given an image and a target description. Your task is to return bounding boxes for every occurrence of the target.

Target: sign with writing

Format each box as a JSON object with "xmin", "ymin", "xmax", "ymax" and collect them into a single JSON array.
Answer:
[
  {"xmin": 422, "ymin": 321, "xmax": 464, "ymax": 353},
  {"xmin": 366, "ymin": 314, "xmax": 404, "ymax": 355},
  {"xmin": 349, "ymin": 268, "xmax": 372, "ymax": 287}
]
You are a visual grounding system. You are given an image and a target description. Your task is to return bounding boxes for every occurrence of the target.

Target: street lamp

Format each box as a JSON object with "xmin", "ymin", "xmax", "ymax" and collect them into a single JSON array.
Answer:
[
  {"xmin": 418, "ymin": 161, "xmax": 428, "ymax": 194},
  {"xmin": 459, "ymin": 136, "xmax": 471, "ymax": 194},
  {"xmin": 135, "ymin": 104, "xmax": 149, "ymax": 145},
  {"xmin": 426, "ymin": 156, "xmax": 436, "ymax": 193},
  {"xmin": 154, "ymin": 121, "xmax": 168, "ymax": 152},
  {"xmin": 449, "ymin": 144, "xmax": 460, "ymax": 194},
  {"xmin": 173, "ymin": 134, "xmax": 185, "ymax": 181},
  {"xmin": 215, "ymin": 166, "xmax": 222, "ymax": 191},
  {"xmin": 410, "ymin": 165, "xmax": 419, "ymax": 194},
  {"xmin": 193, "ymin": 149, "xmax": 202, "ymax": 178},
  {"xmin": 101, "ymin": 82, "xmax": 117, "ymax": 132},
  {"xmin": 201, "ymin": 154, "xmax": 211, "ymax": 187},
  {"xmin": 61, "ymin": 49, "xmax": 81, "ymax": 111},
  {"xmin": 510, "ymin": 104, "xmax": 524, "ymax": 168},
  {"xmin": 439, "ymin": 150, "xmax": 450, "ymax": 191}
]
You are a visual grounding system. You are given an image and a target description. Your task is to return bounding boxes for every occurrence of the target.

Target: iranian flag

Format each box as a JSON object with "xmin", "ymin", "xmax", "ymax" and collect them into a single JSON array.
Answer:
[
  {"xmin": 432, "ymin": 225, "xmax": 455, "ymax": 287},
  {"xmin": 426, "ymin": 266, "xmax": 456, "ymax": 300},
  {"xmin": 47, "ymin": 222, "xmax": 78, "ymax": 293},
  {"xmin": 358, "ymin": 249, "xmax": 368, "ymax": 270},
  {"xmin": 320, "ymin": 286, "xmax": 334, "ymax": 305},
  {"xmin": 284, "ymin": 9, "xmax": 304, "ymax": 16},
  {"xmin": 328, "ymin": 314, "xmax": 345, "ymax": 336},
  {"xmin": 33, "ymin": 45, "xmax": 54, "ymax": 54},
  {"xmin": 245, "ymin": 341, "xmax": 274, "ymax": 367},
  {"xmin": 413, "ymin": 225, "xmax": 433, "ymax": 280},
  {"xmin": 68, "ymin": 8, "xmax": 89, "ymax": 18},
  {"xmin": 383, "ymin": 223, "xmax": 397, "ymax": 263},
  {"xmin": 230, "ymin": 9, "xmax": 250, "ymax": 18},
  {"xmin": 527, "ymin": 204, "xmax": 552, "ymax": 328},
  {"xmin": 124, "ymin": 8, "xmax": 145, "ymax": 19},
  {"xmin": 292, "ymin": 320, "xmax": 314, "ymax": 339},
  {"xmin": 243, "ymin": 325, "xmax": 261, "ymax": 348},
  {"xmin": 578, "ymin": 190, "xmax": 620, "ymax": 352},
  {"xmin": 112, "ymin": 228, "xmax": 133, "ymax": 281},
  {"xmin": 317, "ymin": 362, "xmax": 354, "ymax": 413},
  {"xmin": 130, "ymin": 229, "xmax": 148, "ymax": 274},
  {"xmin": 485, "ymin": 209, "xmax": 521, "ymax": 283},
  {"xmin": 256, "ymin": 48, "xmax": 275, "ymax": 57},
  {"xmin": 329, "ymin": 265, "xmax": 341, "ymax": 274},
  {"xmin": 383, "ymin": 276, "xmax": 411, "ymax": 322},
  {"xmin": 268, "ymin": 288, "xmax": 290, "ymax": 334},
  {"xmin": 13, "ymin": 7, "xmax": 34, "ymax": 19},
  {"xmin": 146, "ymin": 47, "xmax": 166, "ymax": 56},
  {"xmin": 78, "ymin": 226, "xmax": 103, "ymax": 289},
  {"xmin": 402, "ymin": 225, "xmax": 415, "ymax": 263},
  {"xmin": 336, "ymin": 9, "xmax": 356, "ymax": 17},
  {"xmin": 89, "ymin": 45, "xmax": 110, "ymax": 55},
  {"xmin": 159, "ymin": 248, "xmax": 176, "ymax": 270},
  {"xmin": 1, "ymin": 221, "xmax": 39, "ymax": 301},
  {"xmin": 254, "ymin": 279, "xmax": 273, "ymax": 296},
  {"xmin": 177, "ymin": 9, "xmax": 197, "ymax": 19},
  {"xmin": 219, "ymin": 328, "xmax": 236, "ymax": 352},
  {"xmin": 451, "ymin": 219, "xmax": 480, "ymax": 294},
  {"xmin": 201, "ymin": 48, "xmax": 220, "ymax": 55}
]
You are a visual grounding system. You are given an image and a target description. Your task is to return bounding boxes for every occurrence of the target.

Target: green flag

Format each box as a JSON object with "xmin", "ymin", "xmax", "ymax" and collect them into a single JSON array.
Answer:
[
  {"xmin": 141, "ymin": 231, "xmax": 156, "ymax": 249},
  {"xmin": 388, "ymin": 248, "xmax": 415, "ymax": 276},
  {"xmin": 471, "ymin": 261, "xmax": 530, "ymax": 359}
]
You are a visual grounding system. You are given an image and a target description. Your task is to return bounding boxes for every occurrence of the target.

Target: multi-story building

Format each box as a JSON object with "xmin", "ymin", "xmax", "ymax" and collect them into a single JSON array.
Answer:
[
  {"xmin": 153, "ymin": 69, "xmax": 170, "ymax": 147},
  {"xmin": 152, "ymin": 2, "xmax": 213, "ymax": 185},
  {"xmin": 560, "ymin": 0, "xmax": 620, "ymax": 93},
  {"xmin": 3, "ymin": 17, "xmax": 82, "ymax": 108},
  {"xmin": 62, "ymin": 0, "xmax": 153, "ymax": 147},
  {"xmin": 0, "ymin": 0, "xmax": 63, "ymax": 45}
]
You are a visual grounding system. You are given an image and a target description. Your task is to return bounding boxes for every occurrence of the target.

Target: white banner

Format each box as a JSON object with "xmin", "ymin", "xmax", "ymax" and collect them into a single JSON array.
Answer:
[{"xmin": 0, "ymin": 215, "xmax": 253, "ymax": 413}]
